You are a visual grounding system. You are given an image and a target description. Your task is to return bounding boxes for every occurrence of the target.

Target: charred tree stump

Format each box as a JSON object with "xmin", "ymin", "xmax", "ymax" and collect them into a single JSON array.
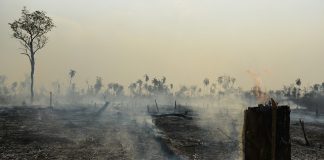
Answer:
[{"xmin": 243, "ymin": 102, "xmax": 290, "ymax": 160}]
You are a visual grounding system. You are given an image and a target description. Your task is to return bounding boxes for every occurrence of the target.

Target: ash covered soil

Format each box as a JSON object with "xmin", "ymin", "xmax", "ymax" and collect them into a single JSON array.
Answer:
[
  {"xmin": 0, "ymin": 105, "xmax": 323, "ymax": 160},
  {"xmin": 0, "ymin": 105, "xmax": 174, "ymax": 160}
]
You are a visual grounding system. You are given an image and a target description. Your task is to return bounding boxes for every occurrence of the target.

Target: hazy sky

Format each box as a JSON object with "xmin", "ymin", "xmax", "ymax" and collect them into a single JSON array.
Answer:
[{"xmin": 1, "ymin": 0, "xmax": 324, "ymax": 90}]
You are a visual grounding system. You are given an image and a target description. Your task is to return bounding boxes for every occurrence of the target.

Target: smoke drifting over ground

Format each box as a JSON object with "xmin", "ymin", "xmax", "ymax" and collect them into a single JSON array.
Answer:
[{"xmin": 1, "ymin": 73, "xmax": 324, "ymax": 159}]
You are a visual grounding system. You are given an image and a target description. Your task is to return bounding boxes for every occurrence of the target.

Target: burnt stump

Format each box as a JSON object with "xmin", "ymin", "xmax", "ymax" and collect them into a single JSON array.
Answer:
[{"xmin": 243, "ymin": 105, "xmax": 291, "ymax": 160}]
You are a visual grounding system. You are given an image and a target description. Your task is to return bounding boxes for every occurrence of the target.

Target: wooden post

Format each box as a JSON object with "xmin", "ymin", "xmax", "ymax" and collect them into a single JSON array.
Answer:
[
  {"xmin": 49, "ymin": 92, "xmax": 53, "ymax": 107},
  {"xmin": 299, "ymin": 119, "xmax": 310, "ymax": 146},
  {"xmin": 243, "ymin": 102, "xmax": 290, "ymax": 160},
  {"xmin": 155, "ymin": 99, "xmax": 159, "ymax": 113},
  {"xmin": 147, "ymin": 105, "xmax": 150, "ymax": 113},
  {"xmin": 174, "ymin": 100, "xmax": 177, "ymax": 113},
  {"xmin": 271, "ymin": 99, "xmax": 277, "ymax": 160}
]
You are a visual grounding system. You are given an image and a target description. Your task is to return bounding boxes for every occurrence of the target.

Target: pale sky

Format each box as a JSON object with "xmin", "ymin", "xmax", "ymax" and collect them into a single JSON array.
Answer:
[{"xmin": 1, "ymin": 0, "xmax": 324, "ymax": 90}]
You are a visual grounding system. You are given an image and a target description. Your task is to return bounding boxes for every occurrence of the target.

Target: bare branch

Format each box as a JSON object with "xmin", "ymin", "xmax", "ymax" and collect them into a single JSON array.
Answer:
[
  {"xmin": 34, "ymin": 36, "xmax": 48, "ymax": 54},
  {"xmin": 20, "ymin": 52, "xmax": 31, "ymax": 63},
  {"xmin": 19, "ymin": 40, "xmax": 30, "ymax": 50}
]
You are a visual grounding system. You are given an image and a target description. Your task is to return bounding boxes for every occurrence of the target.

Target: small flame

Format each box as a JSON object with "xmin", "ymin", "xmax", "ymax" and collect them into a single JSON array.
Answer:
[{"xmin": 247, "ymin": 70, "xmax": 269, "ymax": 103}]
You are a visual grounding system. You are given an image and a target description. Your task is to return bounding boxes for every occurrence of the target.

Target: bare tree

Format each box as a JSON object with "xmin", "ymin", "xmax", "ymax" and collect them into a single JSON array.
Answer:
[{"xmin": 9, "ymin": 7, "xmax": 55, "ymax": 103}]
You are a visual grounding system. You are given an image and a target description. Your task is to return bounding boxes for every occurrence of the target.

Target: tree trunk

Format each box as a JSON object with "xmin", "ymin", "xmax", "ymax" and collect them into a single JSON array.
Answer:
[
  {"xmin": 28, "ymin": 40, "xmax": 35, "ymax": 104},
  {"xmin": 30, "ymin": 57, "xmax": 35, "ymax": 104}
]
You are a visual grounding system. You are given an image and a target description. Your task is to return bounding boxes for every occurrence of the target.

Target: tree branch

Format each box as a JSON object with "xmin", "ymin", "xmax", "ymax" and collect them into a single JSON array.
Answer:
[
  {"xmin": 20, "ymin": 52, "xmax": 31, "ymax": 63},
  {"xmin": 34, "ymin": 36, "xmax": 47, "ymax": 54},
  {"xmin": 19, "ymin": 41, "xmax": 30, "ymax": 50}
]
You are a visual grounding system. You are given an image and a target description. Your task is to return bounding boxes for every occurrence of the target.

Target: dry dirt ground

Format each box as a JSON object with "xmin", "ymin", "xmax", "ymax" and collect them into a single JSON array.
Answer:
[{"xmin": 0, "ymin": 105, "xmax": 323, "ymax": 160}]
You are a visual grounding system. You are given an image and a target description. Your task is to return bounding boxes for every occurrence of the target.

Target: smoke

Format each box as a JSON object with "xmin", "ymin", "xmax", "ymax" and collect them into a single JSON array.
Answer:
[
  {"xmin": 191, "ymin": 95, "xmax": 245, "ymax": 159},
  {"xmin": 246, "ymin": 69, "xmax": 269, "ymax": 103},
  {"xmin": 1, "ymin": 72, "xmax": 324, "ymax": 159}
]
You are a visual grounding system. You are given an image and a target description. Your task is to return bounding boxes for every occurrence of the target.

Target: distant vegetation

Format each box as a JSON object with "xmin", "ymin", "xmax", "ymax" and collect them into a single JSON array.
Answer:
[
  {"xmin": 3, "ymin": 7, "xmax": 324, "ymax": 112},
  {"xmin": 1, "ymin": 71, "xmax": 324, "ymax": 112}
]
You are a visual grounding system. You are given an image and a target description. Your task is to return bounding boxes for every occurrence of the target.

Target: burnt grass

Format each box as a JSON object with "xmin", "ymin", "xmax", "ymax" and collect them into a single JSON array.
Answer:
[
  {"xmin": 0, "ymin": 106, "xmax": 171, "ymax": 160},
  {"xmin": 0, "ymin": 106, "xmax": 324, "ymax": 159},
  {"xmin": 153, "ymin": 116, "xmax": 239, "ymax": 159}
]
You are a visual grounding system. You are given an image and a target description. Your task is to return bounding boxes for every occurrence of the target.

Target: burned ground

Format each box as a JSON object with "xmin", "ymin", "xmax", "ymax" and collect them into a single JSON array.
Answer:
[
  {"xmin": 0, "ymin": 105, "xmax": 173, "ymax": 159},
  {"xmin": 153, "ymin": 116, "xmax": 239, "ymax": 159},
  {"xmin": 291, "ymin": 121, "xmax": 324, "ymax": 160},
  {"xmin": 0, "ymin": 105, "xmax": 323, "ymax": 160}
]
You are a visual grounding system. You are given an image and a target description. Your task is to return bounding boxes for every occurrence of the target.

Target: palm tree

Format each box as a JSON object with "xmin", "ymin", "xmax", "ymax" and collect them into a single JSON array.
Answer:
[
  {"xmin": 296, "ymin": 78, "xmax": 301, "ymax": 87},
  {"xmin": 295, "ymin": 78, "xmax": 302, "ymax": 99},
  {"xmin": 144, "ymin": 74, "xmax": 149, "ymax": 83},
  {"xmin": 203, "ymin": 78, "xmax": 210, "ymax": 95},
  {"xmin": 295, "ymin": 78, "xmax": 302, "ymax": 109},
  {"xmin": 128, "ymin": 83, "xmax": 137, "ymax": 96},
  {"xmin": 230, "ymin": 77, "xmax": 236, "ymax": 88},
  {"xmin": 94, "ymin": 77, "xmax": 103, "ymax": 94},
  {"xmin": 170, "ymin": 83, "xmax": 174, "ymax": 96},
  {"xmin": 162, "ymin": 76, "xmax": 166, "ymax": 84},
  {"xmin": 136, "ymin": 79, "xmax": 143, "ymax": 95},
  {"xmin": 69, "ymin": 70, "xmax": 76, "ymax": 87},
  {"xmin": 190, "ymin": 85, "xmax": 197, "ymax": 97}
]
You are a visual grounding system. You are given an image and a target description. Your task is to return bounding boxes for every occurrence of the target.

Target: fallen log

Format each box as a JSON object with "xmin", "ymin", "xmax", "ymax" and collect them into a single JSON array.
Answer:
[
  {"xmin": 95, "ymin": 101, "xmax": 110, "ymax": 116},
  {"xmin": 151, "ymin": 113, "xmax": 193, "ymax": 120}
]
